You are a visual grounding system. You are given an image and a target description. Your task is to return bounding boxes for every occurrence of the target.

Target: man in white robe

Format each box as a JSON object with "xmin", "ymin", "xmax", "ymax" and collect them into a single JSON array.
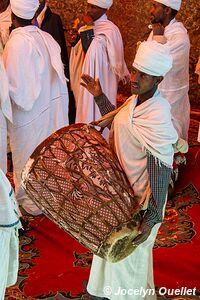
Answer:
[
  {"xmin": 0, "ymin": 0, "xmax": 11, "ymax": 53},
  {"xmin": 0, "ymin": 1, "xmax": 12, "ymax": 162},
  {"xmin": 70, "ymin": 0, "xmax": 129, "ymax": 139},
  {"xmin": 81, "ymin": 41, "xmax": 178, "ymax": 299},
  {"xmin": 147, "ymin": 0, "xmax": 190, "ymax": 140},
  {"xmin": 0, "ymin": 168, "xmax": 21, "ymax": 300},
  {"xmin": 0, "ymin": 54, "xmax": 12, "ymax": 174},
  {"xmin": 3, "ymin": 0, "xmax": 69, "ymax": 216}
]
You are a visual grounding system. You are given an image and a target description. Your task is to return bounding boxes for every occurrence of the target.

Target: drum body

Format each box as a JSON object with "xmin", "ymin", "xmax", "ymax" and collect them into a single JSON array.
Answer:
[{"xmin": 22, "ymin": 124, "xmax": 142, "ymax": 262}]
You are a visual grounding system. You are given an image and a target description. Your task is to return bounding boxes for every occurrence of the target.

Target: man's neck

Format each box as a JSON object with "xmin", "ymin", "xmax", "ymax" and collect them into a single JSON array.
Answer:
[
  {"xmin": 137, "ymin": 87, "xmax": 157, "ymax": 105},
  {"xmin": 12, "ymin": 21, "xmax": 32, "ymax": 29},
  {"xmin": 163, "ymin": 16, "xmax": 175, "ymax": 28},
  {"xmin": 94, "ymin": 13, "xmax": 107, "ymax": 23}
]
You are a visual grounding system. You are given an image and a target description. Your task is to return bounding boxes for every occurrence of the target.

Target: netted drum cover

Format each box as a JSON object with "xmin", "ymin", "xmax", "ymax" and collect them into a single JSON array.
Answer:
[{"xmin": 22, "ymin": 124, "xmax": 142, "ymax": 263}]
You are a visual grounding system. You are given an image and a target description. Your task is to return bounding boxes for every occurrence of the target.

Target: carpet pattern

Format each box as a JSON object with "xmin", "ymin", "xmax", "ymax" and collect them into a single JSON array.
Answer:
[
  {"xmin": 5, "ymin": 179, "xmax": 200, "ymax": 299},
  {"xmin": 155, "ymin": 184, "xmax": 199, "ymax": 249}
]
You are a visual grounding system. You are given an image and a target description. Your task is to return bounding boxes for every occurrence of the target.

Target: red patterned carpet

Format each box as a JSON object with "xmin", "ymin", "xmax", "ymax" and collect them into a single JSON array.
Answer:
[
  {"xmin": 154, "ymin": 146, "xmax": 200, "ymax": 294},
  {"xmin": 5, "ymin": 122, "xmax": 200, "ymax": 300}
]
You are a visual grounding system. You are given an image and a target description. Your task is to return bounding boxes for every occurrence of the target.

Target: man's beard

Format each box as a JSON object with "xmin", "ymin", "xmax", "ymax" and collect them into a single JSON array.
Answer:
[{"xmin": 150, "ymin": 13, "xmax": 164, "ymax": 24}]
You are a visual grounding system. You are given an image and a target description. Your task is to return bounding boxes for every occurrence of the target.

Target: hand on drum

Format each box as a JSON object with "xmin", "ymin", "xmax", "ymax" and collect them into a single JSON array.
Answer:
[
  {"xmin": 132, "ymin": 222, "xmax": 151, "ymax": 246},
  {"xmin": 81, "ymin": 74, "xmax": 103, "ymax": 97}
]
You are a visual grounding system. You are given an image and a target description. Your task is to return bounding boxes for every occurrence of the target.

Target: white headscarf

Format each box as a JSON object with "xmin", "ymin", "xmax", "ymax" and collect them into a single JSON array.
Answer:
[
  {"xmin": 87, "ymin": 0, "xmax": 113, "ymax": 9},
  {"xmin": 132, "ymin": 41, "xmax": 172, "ymax": 77},
  {"xmin": 10, "ymin": 0, "xmax": 39, "ymax": 20},
  {"xmin": 154, "ymin": 0, "xmax": 182, "ymax": 11}
]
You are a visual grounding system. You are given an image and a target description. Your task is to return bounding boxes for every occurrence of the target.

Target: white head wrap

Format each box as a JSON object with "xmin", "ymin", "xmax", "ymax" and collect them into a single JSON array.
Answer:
[
  {"xmin": 10, "ymin": 0, "xmax": 39, "ymax": 20},
  {"xmin": 154, "ymin": 0, "xmax": 182, "ymax": 11},
  {"xmin": 87, "ymin": 0, "xmax": 113, "ymax": 9},
  {"xmin": 132, "ymin": 41, "xmax": 173, "ymax": 77}
]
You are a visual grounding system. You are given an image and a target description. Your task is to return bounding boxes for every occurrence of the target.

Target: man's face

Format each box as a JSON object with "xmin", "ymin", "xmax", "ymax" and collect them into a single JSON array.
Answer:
[
  {"xmin": 0, "ymin": 0, "xmax": 10, "ymax": 13},
  {"xmin": 130, "ymin": 67, "xmax": 159, "ymax": 96},
  {"xmin": 86, "ymin": 3, "xmax": 106, "ymax": 21},
  {"xmin": 150, "ymin": 1, "xmax": 167, "ymax": 24}
]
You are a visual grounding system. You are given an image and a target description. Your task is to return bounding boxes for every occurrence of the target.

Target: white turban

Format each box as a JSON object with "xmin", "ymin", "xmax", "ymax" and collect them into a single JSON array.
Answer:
[
  {"xmin": 154, "ymin": 0, "xmax": 182, "ymax": 11},
  {"xmin": 10, "ymin": 0, "xmax": 39, "ymax": 20},
  {"xmin": 87, "ymin": 0, "xmax": 113, "ymax": 9},
  {"xmin": 132, "ymin": 41, "xmax": 173, "ymax": 76}
]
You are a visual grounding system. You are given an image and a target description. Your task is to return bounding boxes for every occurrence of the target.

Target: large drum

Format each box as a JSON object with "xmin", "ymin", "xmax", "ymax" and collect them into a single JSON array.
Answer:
[{"xmin": 22, "ymin": 124, "xmax": 143, "ymax": 263}]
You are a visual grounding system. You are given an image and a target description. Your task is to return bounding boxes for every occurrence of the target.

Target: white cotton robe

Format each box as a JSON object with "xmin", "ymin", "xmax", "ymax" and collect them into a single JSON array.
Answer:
[
  {"xmin": 0, "ymin": 109, "xmax": 7, "ymax": 173},
  {"xmin": 87, "ymin": 91, "xmax": 178, "ymax": 300},
  {"xmin": 3, "ymin": 25, "xmax": 69, "ymax": 215},
  {"xmin": 70, "ymin": 14, "xmax": 129, "ymax": 139},
  {"xmin": 148, "ymin": 19, "xmax": 190, "ymax": 140},
  {"xmin": 0, "ymin": 55, "xmax": 12, "ymax": 174},
  {"xmin": 0, "ymin": 169, "xmax": 21, "ymax": 300}
]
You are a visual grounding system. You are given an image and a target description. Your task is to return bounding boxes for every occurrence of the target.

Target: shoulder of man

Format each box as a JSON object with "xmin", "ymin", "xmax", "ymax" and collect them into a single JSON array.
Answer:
[
  {"xmin": 165, "ymin": 20, "xmax": 188, "ymax": 37},
  {"xmin": 151, "ymin": 94, "xmax": 171, "ymax": 115},
  {"xmin": 5, "ymin": 28, "xmax": 27, "ymax": 50}
]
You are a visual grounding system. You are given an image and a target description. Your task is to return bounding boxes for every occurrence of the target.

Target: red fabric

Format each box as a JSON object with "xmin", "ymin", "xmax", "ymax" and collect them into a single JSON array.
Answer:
[
  {"xmin": 154, "ymin": 212, "xmax": 200, "ymax": 290},
  {"xmin": 23, "ymin": 217, "xmax": 90, "ymax": 296}
]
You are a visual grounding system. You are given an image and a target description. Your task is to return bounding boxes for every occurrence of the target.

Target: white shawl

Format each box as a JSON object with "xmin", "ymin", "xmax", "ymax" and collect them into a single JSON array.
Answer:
[
  {"xmin": 94, "ymin": 15, "xmax": 129, "ymax": 80},
  {"xmin": 111, "ymin": 91, "xmax": 178, "ymax": 199},
  {"xmin": 112, "ymin": 91, "xmax": 178, "ymax": 168},
  {"xmin": 3, "ymin": 26, "xmax": 66, "ymax": 111}
]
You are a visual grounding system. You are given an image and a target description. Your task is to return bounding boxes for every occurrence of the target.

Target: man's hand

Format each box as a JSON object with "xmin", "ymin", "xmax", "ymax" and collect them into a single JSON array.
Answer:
[
  {"xmin": 132, "ymin": 222, "xmax": 152, "ymax": 246},
  {"xmin": 81, "ymin": 74, "xmax": 103, "ymax": 97},
  {"xmin": 152, "ymin": 23, "xmax": 165, "ymax": 36}
]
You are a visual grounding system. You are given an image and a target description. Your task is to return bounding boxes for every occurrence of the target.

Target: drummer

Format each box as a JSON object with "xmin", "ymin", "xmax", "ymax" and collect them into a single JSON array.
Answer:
[{"xmin": 81, "ymin": 40, "xmax": 178, "ymax": 300}]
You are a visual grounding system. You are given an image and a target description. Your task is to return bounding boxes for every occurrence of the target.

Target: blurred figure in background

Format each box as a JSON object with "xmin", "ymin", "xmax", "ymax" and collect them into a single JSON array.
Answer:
[
  {"xmin": 148, "ymin": 0, "xmax": 190, "ymax": 141},
  {"xmin": 3, "ymin": 0, "xmax": 69, "ymax": 216},
  {"xmin": 35, "ymin": 0, "xmax": 76, "ymax": 124},
  {"xmin": 70, "ymin": 0, "xmax": 129, "ymax": 139}
]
